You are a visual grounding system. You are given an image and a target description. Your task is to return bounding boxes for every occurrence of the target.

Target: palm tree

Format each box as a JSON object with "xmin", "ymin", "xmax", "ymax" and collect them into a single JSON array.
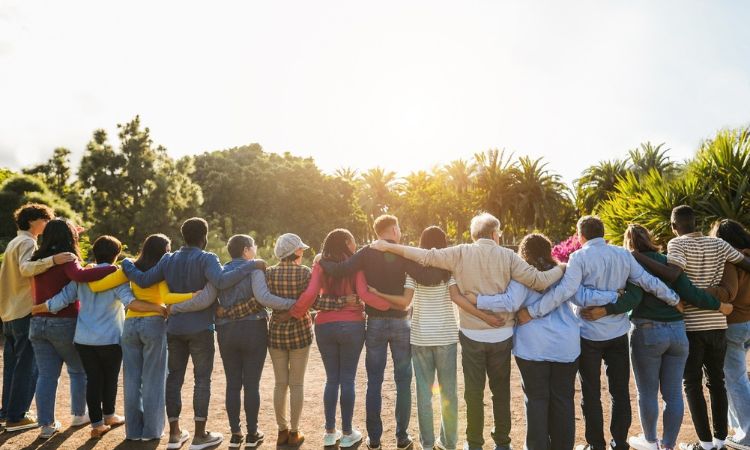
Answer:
[
  {"xmin": 359, "ymin": 167, "xmax": 398, "ymax": 239},
  {"xmin": 444, "ymin": 159, "xmax": 476, "ymax": 242},
  {"xmin": 628, "ymin": 142, "xmax": 679, "ymax": 179},
  {"xmin": 334, "ymin": 167, "xmax": 359, "ymax": 183},
  {"xmin": 574, "ymin": 159, "xmax": 628, "ymax": 214},
  {"xmin": 513, "ymin": 156, "xmax": 570, "ymax": 232},
  {"xmin": 472, "ymin": 149, "xmax": 518, "ymax": 230}
]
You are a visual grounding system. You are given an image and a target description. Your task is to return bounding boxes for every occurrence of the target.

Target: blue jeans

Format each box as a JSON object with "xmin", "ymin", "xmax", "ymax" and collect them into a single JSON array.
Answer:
[
  {"xmin": 412, "ymin": 344, "xmax": 458, "ymax": 450},
  {"xmin": 217, "ymin": 319, "xmax": 267, "ymax": 435},
  {"xmin": 29, "ymin": 316, "xmax": 87, "ymax": 426},
  {"xmin": 1, "ymin": 315, "xmax": 37, "ymax": 422},
  {"xmin": 316, "ymin": 321, "xmax": 365, "ymax": 433},
  {"xmin": 165, "ymin": 329, "xmax": 215, "ymax": 422},
  {"xmin": 366, "ymin": 318, "xmax": 412, "ymax": 444},
  {"xmin": 630, "ymin": 319, "xmax": 689, "ymax": 449},
  {"xmin": 122, "ymin": 316, "xmax": 167, "ymax": 439},
  {"xmin": 724, "ymin": 321, "xmax": 750, "ymax": 445}
]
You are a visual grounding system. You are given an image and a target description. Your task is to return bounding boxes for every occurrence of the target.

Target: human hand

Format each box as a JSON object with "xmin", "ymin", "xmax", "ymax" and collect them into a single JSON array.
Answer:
[
  {"xmin": 160, "ymin": 305, "xmax": 169, "ymax": 318},
  {"xmin": 192, "ymin": 290, "xmax": 202, "ymax": 298},
  {"xmin": 52, "ymin": 252, "xmax": 77, "ymax": 265},
  {"xmin": 719, "ymin": 303, "xmax": 733, "ymax": 316},
  {"xmin": 581, "ymin": 306, "xmax": 607, "ymax": 321},
  {"xmin": 369, "ymin": 240, "xmax": 390, "ymax": 252},
  {"xmin": 481, "ymin": 312, "xmax": 505, "ymax": 328},
  {"xmin": 367, "ymin": 286, "xmax": 380, "ymax": 295},
  {"xmin": 253, "ymin": 259, "xmax": 267, "ymax": 271},
  {"xmin": 31, "ymin": 303, "xmax": 50, "ymax": 315},
  {"xmin": 675, "ymin": 301, "xmax": 686, "ymax": 314},
  {"xmin": 516, "ymin": 308, "xmax": 532, "ymax": 325},
  {"xmin": 274, "ymin": 312, "xmax": 293, "ymax": 323},
  {"xmin": 344, "ymin": 294, "xmax": 360, "ymax": 306}
]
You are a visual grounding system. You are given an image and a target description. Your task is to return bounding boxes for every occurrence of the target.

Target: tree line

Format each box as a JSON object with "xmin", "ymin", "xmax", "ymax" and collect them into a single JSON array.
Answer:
[{"xmin": 1, "ymin": 116, "xmax": 748, "ymax": 261}]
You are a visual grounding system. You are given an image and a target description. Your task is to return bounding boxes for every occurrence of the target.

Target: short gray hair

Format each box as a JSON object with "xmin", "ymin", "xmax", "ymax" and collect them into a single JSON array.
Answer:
[{"xmin": 470, "ymin": 212, "xmax": 500, "ymax": 241}]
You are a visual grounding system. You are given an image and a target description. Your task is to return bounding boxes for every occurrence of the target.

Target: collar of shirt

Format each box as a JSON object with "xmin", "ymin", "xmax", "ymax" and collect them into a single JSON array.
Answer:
[
  {"xmin": 17, "ymin": 230, "xmax": 35, "ymax": 240},
  {"xmin": 683, "ymin": 232, "xmax": 704, "ymax": 238},
  {"xmin": 583, "ymin": 237, "xmax": 606, "ymax": 248},
  {"xmin": 475, "ymin": 238, "xmax": 497, "ymax": 247}
]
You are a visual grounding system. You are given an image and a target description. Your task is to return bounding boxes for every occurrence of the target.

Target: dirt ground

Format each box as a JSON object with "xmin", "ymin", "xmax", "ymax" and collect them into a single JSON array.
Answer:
[{"xmin": 1, "ymin": 336, "xmax": 747, "ymax": 450}]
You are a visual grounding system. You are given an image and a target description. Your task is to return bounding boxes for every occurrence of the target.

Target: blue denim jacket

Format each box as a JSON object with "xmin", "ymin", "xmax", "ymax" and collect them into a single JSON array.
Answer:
[
  {"xmin": 121, "ymin": 246, "xmax": 256, "ymax": 335},
  {"xmin": 526, "ymin": 238, "xmax": 680, "ymax": 341},
  {"xmin": 47, "ymin": 263, "xmax": 135, "ymax": 346}
]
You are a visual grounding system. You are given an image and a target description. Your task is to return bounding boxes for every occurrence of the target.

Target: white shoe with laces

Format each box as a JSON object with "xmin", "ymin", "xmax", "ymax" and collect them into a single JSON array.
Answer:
[
  {"xmin": 323, "ymin": 430, "xmax": 343, "ymax": 447},
  {"xmin": 629, "ymin": 435, "xmax": 659, "ymax": 450},
  {"xmin": 340, "ymin": 429, "xmax": 363, "ymax": 448}
]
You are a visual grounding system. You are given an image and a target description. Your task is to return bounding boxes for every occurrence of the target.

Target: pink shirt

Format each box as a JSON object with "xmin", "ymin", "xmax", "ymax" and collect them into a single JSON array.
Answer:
[{"xmin": 290, "ymin": 264, "xmax": 392, "ymax": 324}]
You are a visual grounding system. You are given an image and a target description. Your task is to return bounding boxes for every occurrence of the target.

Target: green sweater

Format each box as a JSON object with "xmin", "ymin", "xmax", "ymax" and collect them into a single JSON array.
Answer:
[{"xmin": 605, "ymin": 251, "xmax": 720, "ymax": 322}]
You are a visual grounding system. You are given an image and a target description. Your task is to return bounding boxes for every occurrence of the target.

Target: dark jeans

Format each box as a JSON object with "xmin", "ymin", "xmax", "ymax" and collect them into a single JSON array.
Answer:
[
  {"xmin": 217, "ymin": 319, "xmax": 267, "ymax": 434},
  {"xmin": 459, "ymin": 332, "xmax": 512, "ymax": 448},
  {"xmin": 1, "ymin": 315, "xmax": 37, "ymax": 422},
  {"xmin": 75, "ymin": 343, "xmax": 123, "ymax": 427},
  {"xmin": 316, "ymin": 321, "xmax": 366, "ymax": 434},
  {"xmin": 365, "ymin": 318, "xmax": 412, "ymax": 444},
  {"xmin": 165, "ymin": 329, "xmax": 215, "ymax": 422},
  {"xmin": 579, "ymin": 334, "xmax": 631, "ymax": 450},
  {"xmin": 516, "ymin": 356, "xmax": 578, "ymax": 450},
  {"xmin": 683, "ymin": 329, "xmax": 728, "ymax": 442}
]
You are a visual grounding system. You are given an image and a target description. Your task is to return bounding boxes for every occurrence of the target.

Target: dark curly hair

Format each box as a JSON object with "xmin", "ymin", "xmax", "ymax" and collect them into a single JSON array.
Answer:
[{"xmin": 518, "ymin": 233, "xmax": 557, "ymax": 271}]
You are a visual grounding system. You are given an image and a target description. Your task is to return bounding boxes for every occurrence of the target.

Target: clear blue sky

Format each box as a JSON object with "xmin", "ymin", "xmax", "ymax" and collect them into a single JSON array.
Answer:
[{"xmin": 1, "ymin": 0, "xmax": 749, "ymax": 184}]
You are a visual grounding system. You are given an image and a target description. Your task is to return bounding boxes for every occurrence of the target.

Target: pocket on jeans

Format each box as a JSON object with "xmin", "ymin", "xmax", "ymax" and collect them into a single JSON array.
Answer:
[{"xmin": 638, "ymin": 326, "xmax": 666, "ymax": 346}]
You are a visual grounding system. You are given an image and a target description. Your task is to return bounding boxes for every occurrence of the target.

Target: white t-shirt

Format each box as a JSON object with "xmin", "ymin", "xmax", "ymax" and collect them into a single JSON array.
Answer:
[{"xmin": 406, "ymin": 275, "xmax": 459, "ymax": 346}]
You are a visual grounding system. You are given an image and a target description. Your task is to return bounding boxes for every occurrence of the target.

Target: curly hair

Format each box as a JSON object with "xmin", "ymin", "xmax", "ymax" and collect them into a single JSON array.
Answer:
[{"xmin": 518, "ymin": 233, "xmax": 557, "ymax": 271}]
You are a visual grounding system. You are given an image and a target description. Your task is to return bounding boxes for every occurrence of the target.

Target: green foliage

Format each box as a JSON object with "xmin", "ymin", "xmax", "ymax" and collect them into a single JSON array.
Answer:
[
  {"xmin": 598, "ymin": 127, "xmax": 750, "ymax": 246},
  {"xmin": 0, "ymin": 167, "xmax": 16, "ymax": 186},
  {"xmin": 192, "ymin": 144, "xmax": 365, "ymax": 250},
  {"xmin": 0, "ymin": 174, "xmax": 78, "ymax": 250},
  {"xmin": 78, "ymin": 116, "xmax": 203, "ymax": 250}
]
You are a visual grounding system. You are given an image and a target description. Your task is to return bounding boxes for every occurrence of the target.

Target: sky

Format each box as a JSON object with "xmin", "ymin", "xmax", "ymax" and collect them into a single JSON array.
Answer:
[{"xmin": 1, "ymin": 0, "xmax": 749, "ymax": 185}]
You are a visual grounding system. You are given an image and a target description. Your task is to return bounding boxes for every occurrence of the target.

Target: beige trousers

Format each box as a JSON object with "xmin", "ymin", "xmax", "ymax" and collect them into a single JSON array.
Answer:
[{"xmin": 268, "ymin": 345, "xmax": 311, "ymax": 431}]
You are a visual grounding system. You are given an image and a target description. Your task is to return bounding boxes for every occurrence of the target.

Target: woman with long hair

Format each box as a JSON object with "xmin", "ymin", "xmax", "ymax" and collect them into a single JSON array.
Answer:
[
  {"xmin": 621, "ymin": 224, "xmax": 731, "ymax": 450},
  {"xmin": 472, "ymin": 234, "xmax": 594, "ymax": 450},
  {"xmin": 88, "ymin": 233, "xmax": 194, "ymax": 442},
  {"xmin": 711, "ymin": 219, "xmax": 750, "ymax": 450},
  {"xmin": 368, "ymin": 226, "xmax": 461, "ymax": 450},
  {"xmin": 285, "ymin": 229, "xmax": 400, "ymax": 448},
  {"xmin": 28, "ymin": 220, "xmax": 117, "ymax": 439}
]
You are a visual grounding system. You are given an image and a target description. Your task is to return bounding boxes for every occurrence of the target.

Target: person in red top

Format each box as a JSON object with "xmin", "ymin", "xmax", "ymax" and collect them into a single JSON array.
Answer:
[
  {"xmin": 28, "ymin": 220, "xmax": 117, "ymax": 437},
  {"xmin": 284, "ymin": 228, "xmax": 403, "ymax": 449}
]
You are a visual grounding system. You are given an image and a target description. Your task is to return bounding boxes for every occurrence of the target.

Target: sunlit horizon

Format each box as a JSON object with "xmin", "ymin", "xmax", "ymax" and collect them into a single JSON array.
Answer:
[{"xmin": 2, "ymin": 1, "xmax": 749, "ymax": 184}]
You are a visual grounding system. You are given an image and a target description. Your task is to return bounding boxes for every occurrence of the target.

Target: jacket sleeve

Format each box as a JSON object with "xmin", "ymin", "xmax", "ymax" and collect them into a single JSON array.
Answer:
[
  {"xmin": 121, "ymin": 256, "xmax": 166, "ymax": 288},
  {"xmin": 170, "ymin": 283, "xmax": 218, "ymax": 314},
  {"xmin": 573, "ymin": 285, "xmax": 620, "ymax": 307},
  {"xmin": 509, "ymin": 252, "xmax": 564, "ymax": 291},
  {"xmin": 63, "ymin": 261, "xmax": 117, "ymax": 282},
  {"xmin": 88, "ymin": 268, "xmax": 128, "ymax": 292},
  {"xmin": 318, "ymin": 249, "xmax": 366, "ymax": 278},
  {"xmin": 290, "ymin": 264, "xmax": 324, "ymax": 318},
  {"xmin": 45, "ymin": 281, "xmax": 79, "ymax": 314},
  {"xmin": 476, "ymin": 281, "xmax": 529, "ymax": 312},
  {"xmin": 251, "ymin": 270, "xmax": 296, "ymax": 310},
  {"xmin": 603, "ymin": 282, "xmax": 644, "ymax": 315},
  {"xmin": 17, "ymin": 240, "xmax": 55, "ymax": 277}
]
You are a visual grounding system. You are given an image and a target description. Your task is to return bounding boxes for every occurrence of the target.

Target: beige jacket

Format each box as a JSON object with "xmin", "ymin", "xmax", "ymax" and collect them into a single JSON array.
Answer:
[
  {"xmin": 404, "ymin": 238, "xmax": 563, "ymax": 330},
  {"xmin": 0, "ymin": 231, "xmax": 55, "ymax": 322}
]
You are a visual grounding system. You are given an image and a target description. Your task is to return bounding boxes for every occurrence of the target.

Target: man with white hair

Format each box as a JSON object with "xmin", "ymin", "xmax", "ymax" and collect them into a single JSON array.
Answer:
[{"xmin": 369, "ymin": 212, "xmax": 564, "ymax": 450}]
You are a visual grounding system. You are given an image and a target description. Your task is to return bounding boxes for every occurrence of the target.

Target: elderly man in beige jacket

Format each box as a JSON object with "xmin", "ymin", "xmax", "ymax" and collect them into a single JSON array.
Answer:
[{"xmin": 370, "ymin": 212, "xmax": 564, "ymax": 450}]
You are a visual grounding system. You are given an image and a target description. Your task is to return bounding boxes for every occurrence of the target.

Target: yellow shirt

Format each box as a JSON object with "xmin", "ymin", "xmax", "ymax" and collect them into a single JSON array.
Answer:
[{"xmin": 88, "ymin": 268, "xmax": 192, "ymax": 318}]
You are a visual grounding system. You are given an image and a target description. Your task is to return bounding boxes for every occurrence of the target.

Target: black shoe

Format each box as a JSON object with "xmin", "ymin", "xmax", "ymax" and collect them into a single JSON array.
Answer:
[
  {"xmin": 246, "ymin": 431, "xmax": 265, "ymax": 448},
  {"xmin": 366, "ymin": 437, "xmax": 381, "ymax": 450},
  {"xmin": 397, "ymin": 437, "xmax": 414, "ymax": 450},
  {"xmin": 229, "ymin": 434, "xmax": 244, "ymax": 449}
]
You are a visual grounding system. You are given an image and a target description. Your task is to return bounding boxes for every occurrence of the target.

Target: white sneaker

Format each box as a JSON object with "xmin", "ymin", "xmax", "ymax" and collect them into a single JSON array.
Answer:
[
  {"xmin": 340, "ymin": 429, "xmax": 363, "ymax": 448},
  {"xmin": 727, "ymin": 438, "xmax": 750, "ymax": 450},
  {"xmin": 39, "ymin": 421, "xmax": 61, "ymax": 439},
  {"xmin": 629, "ymin": 435, "xmax": 659, "ymax": 450},
  {"xmin": 71, "ymin": 413, "xmax": 90, "ymax": 427},
  {"xmin": 323, "ymin": 430, "xmax": 343, "ymax": 447}
]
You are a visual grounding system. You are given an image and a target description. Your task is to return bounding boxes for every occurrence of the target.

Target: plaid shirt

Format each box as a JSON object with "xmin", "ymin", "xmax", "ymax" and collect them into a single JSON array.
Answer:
[
  {"xmin": 266, "ymin": 262, "xmax": 314, "ymax": 350},
  {"xmin": 215, "ymin": 297, "xmax": 265, "ymax": 320}
]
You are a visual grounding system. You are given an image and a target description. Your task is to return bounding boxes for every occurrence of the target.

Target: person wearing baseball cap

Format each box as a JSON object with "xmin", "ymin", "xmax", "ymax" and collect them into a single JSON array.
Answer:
[{"xmin": 267, "ymin": 233, "xmax": 312, "ymax": 447}]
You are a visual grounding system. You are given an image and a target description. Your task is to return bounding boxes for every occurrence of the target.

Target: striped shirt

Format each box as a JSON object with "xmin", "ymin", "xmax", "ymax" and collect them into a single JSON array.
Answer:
[
  {"xmin": 667, "ymin": 232, "xmax": 745, "ymax": 331},
  {"xmin": 406, "ymin": 275, "xmax": 459, "ymax": 346}
]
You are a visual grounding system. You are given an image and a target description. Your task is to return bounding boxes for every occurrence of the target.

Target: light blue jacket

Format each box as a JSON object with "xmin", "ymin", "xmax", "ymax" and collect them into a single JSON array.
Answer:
[
  {"xmin": 526, "ymin": 238, "xmax": 679, "ymax": 341},
  {"xmin": 46, "ymin": 263, "xmax": 135, "ymax": 346},
  {"xmin": 478, "ymin": 280, "xmax": 617, "ymax": 362}
]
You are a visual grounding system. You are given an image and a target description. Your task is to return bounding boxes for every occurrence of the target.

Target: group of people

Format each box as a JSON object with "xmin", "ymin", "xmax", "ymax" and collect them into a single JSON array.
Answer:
[{"xmin": 0, "ymin": 202, "xmax": 748, "ymax": 450}]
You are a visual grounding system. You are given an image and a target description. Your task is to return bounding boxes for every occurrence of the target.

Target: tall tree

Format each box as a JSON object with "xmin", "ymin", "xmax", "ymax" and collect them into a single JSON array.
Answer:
[
  {"xmin": 22, "ymin": 147, "xmax": 73, "ymax": 197},
  {"xmin": 574, "ymin": 159, "xmax": 628, "ymax": 214},
  {"xmin": 78, "ymin": 116, "xmax": 203, "ymax": 250},
  {"xmin": 628, "ymin": 142, "xmax": 679, "ymax": 179}
]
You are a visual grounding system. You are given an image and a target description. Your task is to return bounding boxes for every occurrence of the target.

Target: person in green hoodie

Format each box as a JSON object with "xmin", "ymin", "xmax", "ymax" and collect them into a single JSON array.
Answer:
[{"xmin": 580, "ymin": 224, "xmax": 733, "ymax": 450}]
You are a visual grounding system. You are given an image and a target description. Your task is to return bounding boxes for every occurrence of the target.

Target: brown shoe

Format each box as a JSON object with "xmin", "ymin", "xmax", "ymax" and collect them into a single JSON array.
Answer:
[
  {"xmin": 90, "ymin": 424, "xmax": 111, "ymax": 439},
  {"xmin": 277, "ymin": 429, "xmax": 290, "ymax": 446},
  {"xmin": 288, "ymin": 431, "xmax": 305, "ymax": 447},
  {"xmin": 104, "ymin": 414, "xmax": 125, "ymax": 427}
]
